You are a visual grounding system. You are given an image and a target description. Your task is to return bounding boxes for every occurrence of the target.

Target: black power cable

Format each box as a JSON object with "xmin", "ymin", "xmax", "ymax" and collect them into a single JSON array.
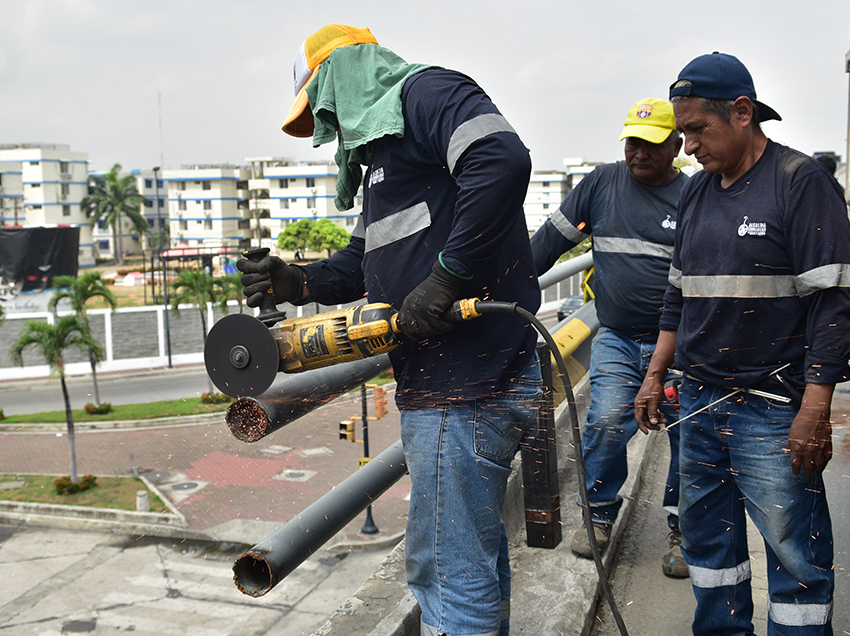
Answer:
[{"xmin": 472, "ymin": 300, "xmax": 630, "ymax": 636}]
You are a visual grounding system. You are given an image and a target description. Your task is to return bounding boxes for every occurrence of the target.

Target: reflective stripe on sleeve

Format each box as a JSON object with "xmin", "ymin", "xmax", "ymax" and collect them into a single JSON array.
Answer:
[
  {"xmin": 550, "ymin": 213, "xmax": 589, "ymax": 244},
  {"xmin": 593, "ymin": 236, "xmax": 673, "ymax": 259},
  {"xmin": 689, "ymin": 560, "xmax": 751, "ymax": 588},
  {"xmin": 351, "ymin": 214, "xmax": 365, "ymax": 239},
  {"xmin": 364, "ymin": 202, "xmax": 431, "ymax": 253},
  {"xmin": 668, "ymin": 266, "xmax": 682, "ymax": 289},
  {"xmin": 681, "ymin": 275, "xmax": 797, "ymax": 298},
  {"xmin": 768, "ymin": 600, "xmax": 833, "ymax": 627},
  {"xmin": 446, "ymin": 113, "xmax": 517, "ymax": 175},
  {"xmin": 795, "ymin": 263, "xmax": 850, "ymax": 296}
]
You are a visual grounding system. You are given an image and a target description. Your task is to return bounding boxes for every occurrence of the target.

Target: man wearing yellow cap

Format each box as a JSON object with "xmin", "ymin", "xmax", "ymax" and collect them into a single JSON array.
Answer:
[
  {"xmin": 238, "ymin": 24, "xmax": 540, "ymax": 636},
  {"xmin": 531, "ymin": 98, "xmax": 687, "ymax": 577}
]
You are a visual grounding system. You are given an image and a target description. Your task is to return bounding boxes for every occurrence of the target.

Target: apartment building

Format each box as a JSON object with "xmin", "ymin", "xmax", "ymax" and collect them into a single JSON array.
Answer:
[
  {"xmin": 245, "ymin": 157, "xmax": 362, "ymax": 245},
  {"xmin": 163, "ymin": 165, "xmax": 251, "ymax": 253},
  {"xmin": 0, "ymin": 144, "xmax": 95, "ymax": 268},
  {"xmin": 523, "ymin": 171, "xmax": 571, "ymax": 232},
  {"xmin": 0, "ymin": 161, "xmax": 24, "ymax": 227}
]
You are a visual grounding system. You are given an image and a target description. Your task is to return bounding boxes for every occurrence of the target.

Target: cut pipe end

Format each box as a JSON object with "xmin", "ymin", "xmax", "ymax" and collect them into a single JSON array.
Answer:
[
  {"xmin": 233, "ymin": 552, "xmax": 274, "ymax": 597},
  {"xmin": 226, "ymin": 398, "xmax": 272, "ymax": 443}
]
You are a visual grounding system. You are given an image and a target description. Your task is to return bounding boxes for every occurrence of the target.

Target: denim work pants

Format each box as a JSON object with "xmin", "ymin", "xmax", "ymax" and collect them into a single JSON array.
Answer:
[
  {"xmin": 581, "ymin": 327, "xmax": 680, "ymax": 526},
  {"xmin": 678, "ymin": 379, "xmax": 834, "ymax": 636},
  {"xmin": 400, "ymin": 354, "xmax": 542, "ymax": 636}
]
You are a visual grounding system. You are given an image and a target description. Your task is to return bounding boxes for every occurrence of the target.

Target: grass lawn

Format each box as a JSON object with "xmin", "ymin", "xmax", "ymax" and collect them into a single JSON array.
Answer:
[
  {"xmin": 0, "ymin": 473, "xmax": 169, "ymax": 513},
  {"xmin": 0, "ymin": 396, "xmax": 231, "ymax": 424}
]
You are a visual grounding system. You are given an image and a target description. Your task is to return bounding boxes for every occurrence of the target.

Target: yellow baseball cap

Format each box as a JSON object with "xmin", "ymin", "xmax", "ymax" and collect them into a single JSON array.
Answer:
[
  {"xmin": 281, "ymin": 24, "xmax": 379, "ymax": 138},
  {"xmin": 618, "ymin": 97, "xmax": 676, "ymax": 144}
]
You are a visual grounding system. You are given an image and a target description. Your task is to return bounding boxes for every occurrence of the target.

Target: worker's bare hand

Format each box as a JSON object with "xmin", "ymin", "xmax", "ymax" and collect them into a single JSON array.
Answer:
[
  {"xmin": 635, "ymin": 377, "xmax": 667, "ymax": 434},
  {"xmin": 787, "ymin": 401, "xmax": 832, "ymax": 476}
]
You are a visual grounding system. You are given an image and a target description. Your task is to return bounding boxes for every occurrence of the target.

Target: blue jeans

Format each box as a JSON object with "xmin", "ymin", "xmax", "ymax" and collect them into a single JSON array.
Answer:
[
  {"xmin": 581, "ymin": 327, "xmax": 680, "ymax": 526},
  {"xmin": 401, "ymin": 354, "xmax": 542, "ymax": 636},
  {"xmin": 678, "ymin": 379, "xmax": 834, "ymax": 636}
]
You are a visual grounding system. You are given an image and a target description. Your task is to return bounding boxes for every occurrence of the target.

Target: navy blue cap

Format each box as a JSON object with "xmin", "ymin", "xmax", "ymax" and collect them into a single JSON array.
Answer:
[{"xmin": 669, "ymin": 52, "xmax": 781, "ymax": 122}]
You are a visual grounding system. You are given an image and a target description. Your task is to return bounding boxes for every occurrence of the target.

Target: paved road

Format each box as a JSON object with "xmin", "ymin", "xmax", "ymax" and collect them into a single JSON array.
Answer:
[
  {"xmin": 591, "ymin": 390, "xmax": 850, "ymax": 635},
  {"xmin": 0, "ymin": 366, "xmax": 212, "ymax": 417}
]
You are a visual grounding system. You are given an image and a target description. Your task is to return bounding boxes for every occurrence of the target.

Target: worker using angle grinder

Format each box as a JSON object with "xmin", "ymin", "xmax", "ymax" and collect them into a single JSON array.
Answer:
[
  {"xmin": 237, "ymin": 24, "xmax": 540, "ymax": 636},
  {"xmin": 531, "ymin": 97, "xmax": 689, "ymax": 577}
]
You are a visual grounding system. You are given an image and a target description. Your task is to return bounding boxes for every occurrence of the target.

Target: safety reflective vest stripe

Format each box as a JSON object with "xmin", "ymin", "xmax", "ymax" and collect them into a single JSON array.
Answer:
[
  {"xmin": 364, "ymin": 201, "xmax": 431, "ymax": 253},
  {"xmin": 689, "ymin": 559, "xmax": 751, "ymax": 588},
  {"xmin": 768, "ymin": 599, "xmax": 833, "ymax": 626},
  {"xmin": 593, "ymin": 236, "xmax": 673, "ymax": 259},
  {"xmin": 550, "ymin": 213, "xmax": 588, "ymax": 244},
  {"xmin": 668, "ymin": 264, "xmax": 850, "ymax": 298}
]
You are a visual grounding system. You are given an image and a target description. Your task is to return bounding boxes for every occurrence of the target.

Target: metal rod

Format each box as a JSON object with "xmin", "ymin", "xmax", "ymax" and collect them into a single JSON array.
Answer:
[
  {"xmin": 232, "ymin": 439, "xmax": 407, "ymax": 597},
  {"xmin": 225, "ymin": 355, "xmax": 392, "ymax": 442}
]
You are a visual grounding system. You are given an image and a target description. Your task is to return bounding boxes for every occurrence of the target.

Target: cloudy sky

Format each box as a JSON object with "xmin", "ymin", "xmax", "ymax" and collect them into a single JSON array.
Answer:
[{"xmin": 3, "ymin": 0, "xmax": 849, "ymax": 174}]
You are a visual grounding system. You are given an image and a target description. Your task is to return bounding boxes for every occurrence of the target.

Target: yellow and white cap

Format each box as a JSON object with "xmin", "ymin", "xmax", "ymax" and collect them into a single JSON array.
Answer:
[
  {"xmin": 282, "ymin": 24, "xmax": 379, "ymax": 138},
  {"xmin": 618, "ymin": 97, "xmax": 676, "ymax": 144}
]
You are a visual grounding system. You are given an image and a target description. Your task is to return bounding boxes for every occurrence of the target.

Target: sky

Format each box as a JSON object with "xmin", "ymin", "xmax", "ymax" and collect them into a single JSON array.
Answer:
[{"xmin": 2, "ymin": 0, "xmax": 849, "ymax": 175}]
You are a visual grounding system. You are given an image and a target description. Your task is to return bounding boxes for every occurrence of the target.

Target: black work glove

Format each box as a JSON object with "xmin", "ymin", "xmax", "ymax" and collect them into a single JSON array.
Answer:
[
  {"xmin": 397, "ymin": 261, "xmax": 467, "ymax": 340},
  {"xmin": 236, "ymin": 255, "xmax": 304, "ymax": 308}
]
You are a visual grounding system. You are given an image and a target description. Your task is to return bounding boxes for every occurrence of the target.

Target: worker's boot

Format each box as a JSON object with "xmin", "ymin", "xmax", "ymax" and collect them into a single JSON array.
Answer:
[
  {"xmin": 662, "ymin": 524, "xmax": 689, "ymax": 578},
  {"xmin": 570, "ymin": 521, "xmax": 611, "ymax": 558}
]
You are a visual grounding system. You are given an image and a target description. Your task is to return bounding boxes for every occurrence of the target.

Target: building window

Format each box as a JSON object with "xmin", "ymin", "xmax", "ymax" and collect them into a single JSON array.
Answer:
[
  {"xmin": 280, "ymin": 199, "xmax": 289, "ymax": 209},
  {"xmin": 178, "ymin": 201, "xmax": 187, "ymax": 211},
  {"xmin": 204, "ymin": 220, "xmax": 212, "ymax": 230},
  {"xmin": 305, "ymin": 177, "xmax": 316, "ymax": 187},
  {"xmin": 148, "ymin": 219, "xmax": 154, "ymax": 227},
  {"xmin": 543, "ymin": 204, "xmax": 549, "ymax": 210},
  {"xmin": 542, "ymin": 182, "xmax": 550, "ymax": 187},
  {"xmin": 307, "ymin": 198, "xmax": 316, "ymax": 209},
  {"xmin": 346, "ymin": 217, "xmax": 355, "ymax": 226},
  {"xmin": 145, "ymin": 179, "xmax": 153, "ymax": 189},
  {"xmin": 59, "ymin": 161, "xmax": 69, "ymax": 173},
  {"xmin": 98, "ymin": 240, "xmax": 110, "ymax": 251},
  {"xmin": 202, "ymin": 181, "xmax": 211, "ymax": 190},
  {"xmin": 157, "ymin": 179, "xmax": 163, "ymax": 188},
  {"xmin": 63, "ymin": 205, "xmax": 71, "ymax": 217},
  {"xmin": 61, "ymin": 183, "xmax": 70, "ymax": 196},
  {"xmin": 203, "ymin": 201, "xmax": 212, "ymax": 210},
  {"xmin": 97, "ymin": 220, "xmax": 105, "ymax": 229},
  {"xmin": 178, "ymin": 181, "xmax": 186, "ymax": 191},
  {"xmin": 159, "ymin": 198, "xmax": 165, "ymax": 208},
  {"xmin": 31, "ymin": 183, "xmax": 41, "ymax": 188},
  {"xmin": 179, "ymin": 220, "xmax": 188, "ymax": 230},
  {"xmin": 279, "ymin": 179, "xmax": 288, "ymax": 189},
  {"xmin": 145, "ymin": 199, "xmax": 153, "ymax": 208},
  {"xmin": 30, "ymin": 161, "xmax": 38, "ymax": 166}
]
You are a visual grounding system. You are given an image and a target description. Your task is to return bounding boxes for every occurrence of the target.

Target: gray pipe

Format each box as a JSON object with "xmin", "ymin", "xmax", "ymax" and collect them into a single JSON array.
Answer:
[
  {"xmin": 232, "ymin": 439, "xmax": 407, "ymax": 597},
  {"xmin": 225, "ymin": 354, "xmax": 392, "ymax": 442}
]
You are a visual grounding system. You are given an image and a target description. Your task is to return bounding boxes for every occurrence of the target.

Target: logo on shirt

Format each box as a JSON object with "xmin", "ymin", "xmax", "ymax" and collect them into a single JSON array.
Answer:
[
  {"xmin": 637, "ymin": 104, "xmax": 653, "ymax": 119},
  {"xmin": 737, "ymin": 215, "xmax": 766, "ymax": 237},
  {"xmin": 662, "ymin": 215, "xmax": 676, "ymax": 230},
  {"xmin": 368, "ymin": 166, "xmax": 385, "ymax": 188}
]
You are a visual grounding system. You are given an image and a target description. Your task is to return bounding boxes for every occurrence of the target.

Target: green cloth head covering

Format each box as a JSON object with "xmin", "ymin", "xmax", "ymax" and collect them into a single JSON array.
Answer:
[{"xmin": 305, "ymin": 43, "xmax": 436, "ymax": 211}]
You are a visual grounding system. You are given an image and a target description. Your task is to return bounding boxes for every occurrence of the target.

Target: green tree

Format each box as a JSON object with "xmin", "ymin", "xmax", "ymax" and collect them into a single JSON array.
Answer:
[
  {"xmin": 9, "ymin": 316, "xmax": 103, "ymax": 483},
  {"xmin": 308, "ymin": 218, "xmax": 351, "ymax": 257},
  {"xmin": 214, "ymin": 273, "xmax": 245, "ymax": 314},
  {"xmin": 277, "ymin": 219, "xmax": 316, "ymax": 258},
  {"xmin": 48, "ymin": 272, "xmax": 117, "ymax": 406},
  {"xmin": 81, "ymin": 163, "xmax": 149, "ymax": 265}
]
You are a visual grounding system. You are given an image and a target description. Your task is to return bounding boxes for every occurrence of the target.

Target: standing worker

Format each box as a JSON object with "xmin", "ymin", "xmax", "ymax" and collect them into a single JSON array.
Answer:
[
  {"xmin": 238, "ymin": 25, "xmax": 541, "ymax": 636},
  {"xmin": 636, "ymin": 52, "xmax": 850, "ymax": 635},
  {"xmin": 531, "ymin": 97, "xmax": 688, "ymax": 577}
]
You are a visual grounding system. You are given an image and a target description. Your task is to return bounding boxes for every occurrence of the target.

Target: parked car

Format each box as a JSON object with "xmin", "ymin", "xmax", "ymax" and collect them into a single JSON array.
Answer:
[{"xmin": 556, "ymin": 295, "xmax": 584, "ymax": 322}]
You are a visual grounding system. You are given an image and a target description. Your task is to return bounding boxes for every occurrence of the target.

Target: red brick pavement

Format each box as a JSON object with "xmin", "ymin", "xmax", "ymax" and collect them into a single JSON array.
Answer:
[{"xmin": 0, "ymin": 393, "xmax": 411, "ymax": 540}]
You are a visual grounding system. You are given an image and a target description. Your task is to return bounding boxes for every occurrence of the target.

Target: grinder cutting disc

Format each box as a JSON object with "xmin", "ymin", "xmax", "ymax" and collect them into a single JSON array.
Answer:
[{"xmin": 205, "ymin": 313, "xmax": 279, "ymax": 398}]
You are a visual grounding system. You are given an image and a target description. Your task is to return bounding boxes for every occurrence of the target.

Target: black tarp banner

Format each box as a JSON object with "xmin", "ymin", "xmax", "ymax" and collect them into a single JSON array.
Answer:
[{"xmin": 0, "ymin": 226, "xmax": 80, "ymax": 292}]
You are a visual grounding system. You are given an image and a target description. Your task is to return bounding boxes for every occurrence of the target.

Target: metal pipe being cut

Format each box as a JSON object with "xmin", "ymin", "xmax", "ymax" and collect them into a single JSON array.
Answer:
[
  {"xmin": 232, "ymin": 439, "xmax": 407, "ymax": 597},
  {"xmin": 225, "ymin": 354, "xmax": 392, "ymax": 442}
]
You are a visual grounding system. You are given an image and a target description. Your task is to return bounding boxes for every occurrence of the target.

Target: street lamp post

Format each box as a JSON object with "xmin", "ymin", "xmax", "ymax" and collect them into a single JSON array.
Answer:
[{"xmin": 154, "ymin": 167, "xmax": 173, "ymax": 368}]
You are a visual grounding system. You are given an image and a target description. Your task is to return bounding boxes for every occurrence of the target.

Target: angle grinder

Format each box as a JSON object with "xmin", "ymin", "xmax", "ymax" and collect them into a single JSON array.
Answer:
[{"xmin": 204, "ymin": 248, "xmax": 482, "ymax": 398}]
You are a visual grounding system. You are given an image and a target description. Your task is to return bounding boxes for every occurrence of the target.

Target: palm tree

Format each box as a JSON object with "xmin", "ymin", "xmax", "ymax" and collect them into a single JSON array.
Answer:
[
  {"xmin": 214, "ymin": 273, "xmax": 245, "ymax": 314},
  {"xmin": 170, "ymin": 269, "xmax": 218, "ymax": 343},
  {"xmin": 81, "ymin": 163, "xmax": 148, "ymax": 265},
  {"xmin": 48, "ymin": 272, "xmax": 117, "ymax": 406},
  {"xmin": 10, "ymin": 316, "xmax": 103, "ymax": 483}
]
